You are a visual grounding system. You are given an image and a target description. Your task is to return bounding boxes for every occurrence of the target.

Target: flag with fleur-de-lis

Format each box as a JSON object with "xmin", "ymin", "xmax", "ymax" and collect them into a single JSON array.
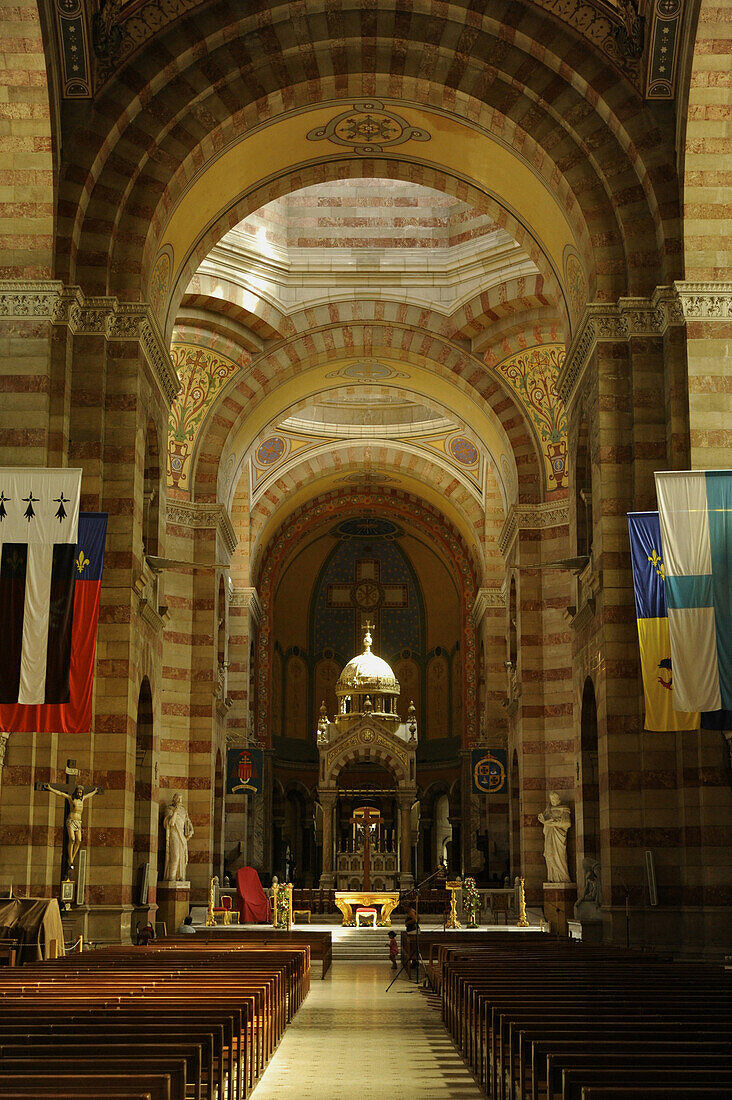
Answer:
[
  {"xmin": 0, "ymin": 507, "xmax": 107, "ymax": 734},
  {"xmin": 0, "ymin": 468, "xmax": 82, "ymax": 708}
]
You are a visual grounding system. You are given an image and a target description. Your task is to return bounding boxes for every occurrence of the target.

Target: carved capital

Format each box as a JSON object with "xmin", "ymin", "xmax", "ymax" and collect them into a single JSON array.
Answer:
[
  {"xmin": 557, "ymin": 288, "xmax": 685, "ymax": 405},
  {"xmin": 499, "ymin": 501, "xmax": 570, "ymax": 557},
  {"xmin": 0, "ymin": 281, "xmax": 179, "ymax": 406},
  {"xmin": 472, "ymin": 587, "xmax": 506, "ymax": 624},
  {"xmin": 674, "ymin": 281, "xmax": 732, "ymax": 320},
  {"xmin": 166, "ymin": 500, "xmax": 237, "ymax": 557},
  {"xmin": 230, "ymin": 587, "xmax": 262, "ymax": 625}
]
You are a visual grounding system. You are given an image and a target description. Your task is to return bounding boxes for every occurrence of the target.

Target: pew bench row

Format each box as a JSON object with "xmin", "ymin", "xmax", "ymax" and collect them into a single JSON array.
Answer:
[
  {"xmin": 0, "ymin": 939, "xmax": 311, "ymax": 1100},
  {"xmin": 430, "ymin": 935, "xmax": 732, "ymax": 1100}
]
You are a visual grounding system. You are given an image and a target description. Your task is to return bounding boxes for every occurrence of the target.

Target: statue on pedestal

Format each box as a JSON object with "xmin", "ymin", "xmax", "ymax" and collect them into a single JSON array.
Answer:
[
  {"xmin": 163, "ymin": 793, "xmax": 194, "ymax": 881},
  {"xmin": 538, "ymin": 791, "xmax": 572, "ymax": 883}
]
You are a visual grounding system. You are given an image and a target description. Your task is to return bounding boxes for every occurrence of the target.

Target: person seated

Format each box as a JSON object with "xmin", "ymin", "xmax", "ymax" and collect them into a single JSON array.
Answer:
[{"xmin": 177, "ymin": 914, "xmax": 196, "ymax": 934}]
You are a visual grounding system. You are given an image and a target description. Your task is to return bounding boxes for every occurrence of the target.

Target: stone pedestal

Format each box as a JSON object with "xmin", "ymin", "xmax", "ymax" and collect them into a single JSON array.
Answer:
[
  {"xmin": 62, "ymin": 904, "xmax": 136, "ymax": 947},
  {"xmin": 543, "ymin": 881, "xmax": 576, "ymax": 936},
  {"xmin": 567, "ymin": 918, "xmax": 604, "ymax": 943},
  {"xmin": 156, "ymin": 880, "xmax": 191, "ymax": 936}
]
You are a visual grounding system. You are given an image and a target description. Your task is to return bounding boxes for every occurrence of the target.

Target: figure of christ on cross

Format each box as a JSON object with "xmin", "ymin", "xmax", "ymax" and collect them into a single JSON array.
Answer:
[{"xmin": 351, "ymin": 805, "xmax": 382, "ymax": 892}]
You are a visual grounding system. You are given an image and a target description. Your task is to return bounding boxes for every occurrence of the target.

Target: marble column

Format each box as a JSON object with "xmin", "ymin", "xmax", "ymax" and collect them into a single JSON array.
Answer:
[
  {"xmin": 319, "ymin": 792, "xmax": 337, "ymax": 889},
  {"xmin": 399, "ymin": 794, "xmax": 414, "ymax": 890}
]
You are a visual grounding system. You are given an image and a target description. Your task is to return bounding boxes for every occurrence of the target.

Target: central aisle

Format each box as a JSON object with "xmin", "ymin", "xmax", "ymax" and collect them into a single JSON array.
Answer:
[{"xmin": 252, "ymin": 960, "xmax": 484, "ymax": 1099}]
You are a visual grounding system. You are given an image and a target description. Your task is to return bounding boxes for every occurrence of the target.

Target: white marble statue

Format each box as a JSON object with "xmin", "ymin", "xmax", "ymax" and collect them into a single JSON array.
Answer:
[
  {"xmin": 538, "ymin": 791, "xmax": 572, "ymax": 883},
  {"xmin": 163, "ymin": 792, "xmax": 194, "ymax": 880}
]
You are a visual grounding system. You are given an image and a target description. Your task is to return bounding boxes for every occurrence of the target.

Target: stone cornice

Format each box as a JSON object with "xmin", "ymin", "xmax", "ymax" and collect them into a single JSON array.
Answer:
[
  {"xmin": 166, "ymin": 500, "xmax": 238, "ymax": 557},
  {"xmin": 556, "ymin": 287, "xmax": 685, "ymax": 406},
  {"xmin": 498, "ymin": 501, "xmax": 570, "ymax": 557},
  {"xmin": 472, "ymin": 587, "xmax": 506, "ymax": 624},
  {"xmin": 674, "ymin": 281, "xmax": 732, "ymax": 320},
  {"xmin": 0, "ymin": 280, "xmax": 180, "ymax": 406},
  {"xmin": 230, "ymin": 587, "xmax": 263, "ymax": 625}
]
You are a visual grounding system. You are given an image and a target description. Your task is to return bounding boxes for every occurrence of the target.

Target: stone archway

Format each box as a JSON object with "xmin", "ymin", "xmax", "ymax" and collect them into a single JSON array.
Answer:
[{"xmin": 318, "ymin": 715, "xmax": 417, "ymax": 890}]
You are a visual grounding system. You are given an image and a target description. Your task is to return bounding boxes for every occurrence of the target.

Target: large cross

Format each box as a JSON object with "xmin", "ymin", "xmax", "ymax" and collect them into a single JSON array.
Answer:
[
  {"xmin": 351, "ymin": 805, "xmax": 382, "ymax": 892},
  {"xmin": 327, "ymin": 558, "xmax": 407, "ymax": 654}
]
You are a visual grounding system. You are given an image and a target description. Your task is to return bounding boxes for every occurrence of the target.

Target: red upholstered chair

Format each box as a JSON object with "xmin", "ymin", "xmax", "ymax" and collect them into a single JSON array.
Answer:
[
  {"xmin": 356, "ymin": 906, "xmax": 377, "ymax": 927},
  {"xmin": 212, "ymin": 893, "xmax": 237, "ymax": 925}
]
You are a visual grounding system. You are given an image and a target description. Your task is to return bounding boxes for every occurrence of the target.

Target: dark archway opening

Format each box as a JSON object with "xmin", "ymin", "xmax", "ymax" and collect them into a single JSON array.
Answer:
[
  {"xmin": 580, "ymin": 677, "xmax": 600, "ymax": 866},
  {"xmin": 510, "ymin": 748, "xmax": 521, "ymax": 879},
  {"xmin": 133, "ymin": 677, "xmax": 155, "ymax": 921}
]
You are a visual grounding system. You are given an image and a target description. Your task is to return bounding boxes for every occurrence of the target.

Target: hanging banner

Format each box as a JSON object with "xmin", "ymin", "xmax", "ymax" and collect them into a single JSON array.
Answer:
[
  {"xmin": 0, "ymin": 511, "xmax": 107, "ymax": 734},
  {"xmin": 472, "ymin": 748, "xmax": 507, "ymax": 793},
  {"xmin": 226, "ymin": 746, "xmax": 263, "ymax": 794}
]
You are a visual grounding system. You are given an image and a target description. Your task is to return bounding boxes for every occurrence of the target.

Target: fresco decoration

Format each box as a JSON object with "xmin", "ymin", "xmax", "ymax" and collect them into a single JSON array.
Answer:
[
  {"xmin": 55, "ymin": 0, "xmax": 92, "ymax": 97},
  {"xmin": 167, "ymin": 343, "xmax": 240, "ymax": 492},
  {"xmin": 449, "ymin": 436, "xmax": 479, "ymax": 467},
  {"xmin": 494, "ymin": 344, "xmax": 568, "ymax": 495},
  {"xmin": 257, "ymin": 489, "xmax": 478, "ymax": 752},
  {"xmin": 307, "ymin": 101, "xmax": 431, "ymax": 154},
  {"xmin": 256, "ymin": 436, "xmax": 287, "ymax": 466},
  {"xmin": 325, "ymin": 362, "xmax": 410, "ymax": 383},
  {"xmin": 416, "ymin": 431, "xmax": 483, "ymax": 493},
  {"xmin": 311, "ymin": 531, "xmax": 421, "ymax": 660},
  {"xmin": 563, "ymin": 247, "xmax": 588, "ymax": 324},
  {"xmin": 646, "ymin": 0, "xmax": 682, "ymax": 99},
  {"xmin": 249, "ymin": 428, "xmax": 483, "ymax": 500},
  {"xmin": 149, "ymin": 247, "xmax": 172, "ymax": 321}
]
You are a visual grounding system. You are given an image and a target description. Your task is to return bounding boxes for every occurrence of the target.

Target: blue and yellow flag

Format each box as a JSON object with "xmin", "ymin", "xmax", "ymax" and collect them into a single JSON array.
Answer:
[{"xmin": 628, "ymin": 512, "xmax": 699, "ymax": 731}]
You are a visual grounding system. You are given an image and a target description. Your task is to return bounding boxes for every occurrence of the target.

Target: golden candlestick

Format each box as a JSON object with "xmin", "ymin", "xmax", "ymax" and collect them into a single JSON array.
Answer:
[
  {"xmin": 445, "ymin": 879, "xmax": 462, "ymax": 929},
  {"xmin": 516, "ymin": 875, "xmax": 530, "ymax": 927}
]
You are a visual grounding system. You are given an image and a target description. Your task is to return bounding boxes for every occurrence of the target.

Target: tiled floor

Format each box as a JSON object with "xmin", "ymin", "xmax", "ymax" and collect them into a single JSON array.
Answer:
[{"xmin": 252, "ymin": 960, "xmax": 484, "ymax": 1099}]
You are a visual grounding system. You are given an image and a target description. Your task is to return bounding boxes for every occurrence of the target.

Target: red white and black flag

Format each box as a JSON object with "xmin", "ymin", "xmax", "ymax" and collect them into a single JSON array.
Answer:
[{"xmin": 0, "ymin": 468, "xmax": 82, "ymax": 706}]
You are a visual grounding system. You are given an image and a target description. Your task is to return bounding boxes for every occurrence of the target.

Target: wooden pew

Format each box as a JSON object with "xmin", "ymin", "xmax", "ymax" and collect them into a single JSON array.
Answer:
[{"xmin": 0, "ymin": 937, "xmax": 311, "ymax": 1100}]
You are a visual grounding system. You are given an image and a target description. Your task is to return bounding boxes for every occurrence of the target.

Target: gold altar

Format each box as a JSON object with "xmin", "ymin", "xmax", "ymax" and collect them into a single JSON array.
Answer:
[{"xmin": 334, "ymin": 891, "xmax": 400, "ymax": 926}]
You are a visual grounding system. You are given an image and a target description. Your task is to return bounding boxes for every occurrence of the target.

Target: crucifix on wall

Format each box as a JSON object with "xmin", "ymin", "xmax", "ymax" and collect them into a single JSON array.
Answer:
[
  {"xmin": 35, "ymin": 760, "xmax": 104, "ymax": 882},
  {"xmin": 327, "ymin": 558, "xmax": 408, "ymax": 654}
]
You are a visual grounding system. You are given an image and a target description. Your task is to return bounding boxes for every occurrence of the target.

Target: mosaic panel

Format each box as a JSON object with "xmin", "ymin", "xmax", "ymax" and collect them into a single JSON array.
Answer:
[
  {"xmin": 167, "ymin": 343, "xmax": 240, "ymax": 491},
  {"xmin": 493, "ymin": 344, "xmax": 567, "ymax": 495}
]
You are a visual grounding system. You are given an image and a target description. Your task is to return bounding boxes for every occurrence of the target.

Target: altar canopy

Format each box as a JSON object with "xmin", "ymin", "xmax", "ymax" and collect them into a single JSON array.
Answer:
[{"xmin": 236, "ymin": 866, "xmax": 269, "ymax": 923}]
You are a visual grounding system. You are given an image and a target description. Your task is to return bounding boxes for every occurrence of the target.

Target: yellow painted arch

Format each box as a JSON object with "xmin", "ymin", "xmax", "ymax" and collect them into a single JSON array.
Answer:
[{"xmin": 160, "ymin": 102, "xmax": 579, "ymax": 329}]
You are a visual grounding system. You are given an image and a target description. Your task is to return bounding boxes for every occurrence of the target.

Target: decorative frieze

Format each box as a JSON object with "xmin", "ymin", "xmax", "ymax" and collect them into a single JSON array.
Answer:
[
  {"xmin": 0, "ymin": 281, "xmax": 180, "ymax": 406},
  {"xmin": 499, "ymin": 501, "xmax": 570, "ymax": 558},
  {"xmin": 472, "ymin": 587, "xmax": 506, "ymax": 625},
  {"xmin": 166, "ymin": 500, "xmax": 238, "ymax": 557},
  {"xmin": 557, "ymin": 287, "xmax": 686, "ymax": 405},
  {"xmin": 674, "ymin": 281, "xmax": 732, "ymax": 320},
  {"xmin": 230, "ymin": 587, "xmax": 263, "ymax": 626}
]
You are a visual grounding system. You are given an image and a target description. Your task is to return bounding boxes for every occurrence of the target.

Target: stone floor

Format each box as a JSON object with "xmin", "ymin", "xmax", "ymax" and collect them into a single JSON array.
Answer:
[{"xmin": 252, "ymin": 960, "xmax": 485, "ymax": 1099}]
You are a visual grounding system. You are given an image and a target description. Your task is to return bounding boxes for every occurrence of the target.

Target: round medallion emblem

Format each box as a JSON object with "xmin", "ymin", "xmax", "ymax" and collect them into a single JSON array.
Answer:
[
  {"xmin": 256, "ymin": 436, "xmax": 286, "ymax": 466},
  {"xmin": 353, "ymin": 580, "xmax": 381, "ymax": 610},
  {"xmin": 360, "ymin": 729, "xmax": 374, "ymax": 743},
  {"xmin": 449, "ymin": 436, "xmax": 479, "ymax": 466}
]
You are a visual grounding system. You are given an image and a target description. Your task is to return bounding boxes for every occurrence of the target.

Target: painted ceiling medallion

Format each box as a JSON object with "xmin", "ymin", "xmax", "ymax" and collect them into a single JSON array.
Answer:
[
  {"xmin": 325, "ymin": 362, "xmax": 409, "ymax": 383},
  {"xmin": 335, "ymin": 518, "xmax": 403, "ymax": 539},
  {"xmin": 256, "ymin": 436, "xmax": 287, "ymax": 465},
  {"xmin": 449, "ymin": 436, "xmax": 479, "ymax": 466},
  {"xmin": 307, "ymin": 102, "xmax": 431, "ymax": 154}
]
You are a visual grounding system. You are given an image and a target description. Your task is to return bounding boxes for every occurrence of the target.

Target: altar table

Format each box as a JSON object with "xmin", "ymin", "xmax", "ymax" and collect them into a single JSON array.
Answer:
[{"xmin": 334, "ymin": 891, "xmax": 400, "ymax": 926}]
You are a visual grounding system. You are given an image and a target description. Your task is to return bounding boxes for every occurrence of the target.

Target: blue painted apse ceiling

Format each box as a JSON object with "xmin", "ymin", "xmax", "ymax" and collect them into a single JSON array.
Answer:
[{"xmin": 311, "ymin": 520, "xmax": 423, "ymax": 663}]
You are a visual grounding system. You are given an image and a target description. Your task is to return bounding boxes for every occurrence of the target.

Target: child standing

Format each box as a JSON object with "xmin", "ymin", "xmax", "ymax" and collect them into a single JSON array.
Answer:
[{"xmin": 388, "ymin": 929, "xmax": 399, "ymax": 969}]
